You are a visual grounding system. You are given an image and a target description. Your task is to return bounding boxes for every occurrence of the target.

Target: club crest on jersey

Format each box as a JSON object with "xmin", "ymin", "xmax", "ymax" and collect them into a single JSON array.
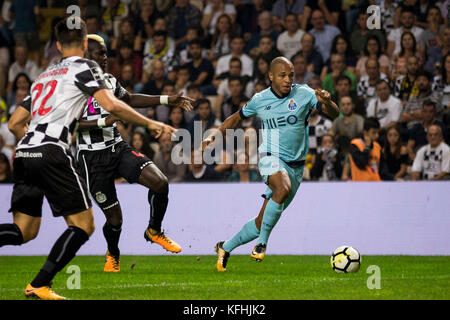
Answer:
[
  {"xmin": 95, "ymin": 192, "xmax": 107, "ymax": 204},
  {"xmin": 287, "ymin": 99, "xmax": 297, "ymax": 111}
]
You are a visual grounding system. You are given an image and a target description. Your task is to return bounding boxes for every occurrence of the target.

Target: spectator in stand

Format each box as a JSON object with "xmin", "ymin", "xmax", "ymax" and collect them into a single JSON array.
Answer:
[
  {"xmin": 332, "ymin": 75, "xmax": 365, "ymax": 116},
  {"xmin": 86, "ymin": 15, "xmax": 110, "ymax": 48},
  {"xmin": 131, "ymin": 131, "xmax": 155, "ymax": 160},
  {"xmin": 330, "ymin": 96, "xmax": 365, "ymax": 141},
  {"xmin": 167, "ymin": 0, "xmax": 202, "ymax": 49},
  {"xmin": 142, "ymin": 59, "xmax": 166, "ymax": 95},
  {"xmin": 400, "ymin": 70, "xmax": 441, "ymax": 130},
  {"xmin": 8, "ymin": 88, "xmax": 27, "ymax": 117},
  {"xmin": 110, "ymin": 18, "xmax": 138, "ymax": 53},
  {"xmin": 168, "ymin": 106, "xmax": 187, "ymax": 130},
  {"xmin": 432, "ymin": 53, "xmax": 450, "ymax": 108},
  {"xmin": 109, "ymin": 41, "xmax": 143, "ymax": 83},
  {"xmin": 302, "ymin": 0, "xmax": 341, "ymax": 30},
  {"xmin": 308, "ymin": 109, "xmax": 332, "ymax": 155},
  {"xmin": 425, "ymin": 26, "xmax": 450, "ymax": 75},
  {"xmin": 271, "ymin": 0, "xmax": 306, "ymax": 32},
  {"xmin": 349, "ymin": 117, "xmax": 382, "ymax": 182},
  {"xmin": 308, "ymin": 75, "xmax": 322, "ymax": 90},
  {"xmin": 175, "ymin": 65, "xmax": 191, "ymax": 96},
  {"xmin": 8, "ymin": 45, "xmax": 40, "ymax": 91},
  {"xmin": 387, "ymin": 6, "xmax": 425, "ymax": 58},
  {"xmin": 43, "ymin": 17, "xmax": 63, "ymax": 68},
  {"xmin": 201, "ymin": 0, "xmax": 236, "ymax": 36},
  {"xmin": 394, "ymin": 55, "xmax": 420, "ymax": 103},
  {"xmin": 411, "ymin": 0, "xmax": 436, "ymax": 28},
  {"xmin": 308, "ymin": 9, "xmax": 341, "ymax": 63},
  {"xmin": 407, "ymin": 100, "xmax": 446, "ymax": 160},
  {"xmin": 253, "ymin": 54, "xmax": 271, "ymax": 87},
  {"xmin": 411, "ymin": 124, "xmax": 450, "ymax": 180},
  {"xmin": 246, "ymin": 11, "xmax": 279, "ymax": 53},
  {"xmin": 185, "ymin": 39, "xmax": 215, "ymax": 95},
  {"xmin": 153, "ymin": 81, "xmax": 177, "ymax": 123},
  {"xmin": 8, "ymin": 0, "xmax": 42, "ymax": 65},
  {"xmin": 235, "ymin": 0, "xmax": 272, "ymax": 42},
  {"xmin": 187, "ymin": 98, "xmax": 220, "ymax": 138},
  {"xmin": 350, "ymin": 9, "xmax": 386, "ymax": 58},
  {"xmin": 249, "ymin": 35, "xmax": 283, "ymax": 61},
  {"xmin": 422, "ymin": 6, "xmax": 444, "ymax": 60},
  {"xmin": 214, "ymin": 57, "xmax": 252, "ymax": 116},
  {"xmin": 292, "ymin": 53, "xmax": 315, "ymax": 85},
  {"xmin": 321, "ymin": 35, "xmax": 357, "ymax": 80},
  {"xmin": 380, "ymin": 124, "xmax": 408, "ymax": 181},
  {"xmin": 366, "ymin": 79, "xmax": 403, "ymax": 129},
  {"xmin": 310, "ymin": 134, "xmax": 342, "ymax": 181},
  {"xmin": 208, "ymin": 14, "xmax": 235, "ymax": 61},
  {"xmin": 276, "ymin": 12, "xmax": 305, "ymax": 60},
  {"xmin": 143, "ymin": 30, "xmax": 178, "ymax": 73},
  {"xmin": 153, "ymin": 133, "xmax": 187, "ymax": 182},
  {"xmin": 7, "ymin": 73, "xmax": 32, "ymax": 110},
  {"xmin": 391, "ymin": 31, "xmax": 422, "ymax": 79},
  {"xmin": 296, "ymin": 33, "xmax": 323, "ymax": 75},
  {"xmin": 134, "ymin": 0, "xmax": 163, "ymax": 49},
  {"xmin": 0, "ymin": 153, "xmax": 13, "ymax": 184},
  {"xmin": 355, "ymin": 35, "xmax": 391, "ymax": 78},
  {"xmin": 378, "ymin": 0, "xmax": 401, "ymax": 37},
  {"xmin": 178, "ymin": 26, "xmax": 205, "ymax": 65},
  {"xmin": 322, "ymin": 54, "xmax": 357, "ymax": 95},
  {"xmin": 215, "ymin": 35, "xmax": 254, "ymax": 77},
  {"xmin": 184, "ymin": 148, "xmax": 224, "ymax": 182},
  {"xmin": 220, "ymin": 76, "xmax": 247, "ymax": 122},
  {"xmin": 102, "ymin": 0, "xmax": 129, "ymax": 39},
  {"xmin": 227, "ymin": 152, "xmax": 261, "ymax": 182},
  {"xmin": 357, "ymin": 58, "xmax": 390, "ymax": 107}
]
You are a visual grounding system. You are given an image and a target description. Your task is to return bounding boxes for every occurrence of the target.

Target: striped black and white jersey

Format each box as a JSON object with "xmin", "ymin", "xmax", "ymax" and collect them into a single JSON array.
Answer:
[
  {"xmin": 17, "ymin": 56, "xmax": 109, "ymax": 150},
  {"xmin": 76, "ymin": 73, "xmax": 127, "ymax": 151}
]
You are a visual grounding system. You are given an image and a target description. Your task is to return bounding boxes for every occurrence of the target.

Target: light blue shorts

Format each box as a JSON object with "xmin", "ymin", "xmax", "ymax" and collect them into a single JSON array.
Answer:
[{"xmin": 258, "ymin": 155, "xmax": 304, "ymax": 209}]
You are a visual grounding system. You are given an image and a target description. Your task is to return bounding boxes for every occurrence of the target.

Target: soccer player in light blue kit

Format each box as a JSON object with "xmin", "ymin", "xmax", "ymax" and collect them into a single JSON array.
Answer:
[{"xmin": 202, "ymin": 57, "xmax": 339, "ymax": 271}]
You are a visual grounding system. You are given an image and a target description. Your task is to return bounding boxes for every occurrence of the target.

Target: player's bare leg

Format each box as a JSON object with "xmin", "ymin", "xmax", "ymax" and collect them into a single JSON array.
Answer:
[
  {"xmin": 0, "ymin": 212, "xmax": 41, "ymax": 248},
  {"xmin": 251, "ymin": 171, "xmax": 291, "ymax": 262},
  {"xmin": 139, "ymin": 163, "xmax": 181, "ymax": 253},
  {"xmin": 25, "ymin": 208, "xmax": 95, "ymax": 300},
  {"xmin": 102, "ymin": 204, "xmax": 123, "ymax": 272}
]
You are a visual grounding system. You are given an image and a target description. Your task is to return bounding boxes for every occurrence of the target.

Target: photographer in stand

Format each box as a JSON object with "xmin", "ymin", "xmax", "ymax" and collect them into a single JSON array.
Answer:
[{"xmin": 310, "ymin": 134, "xmax": 342, "ymax": 181}]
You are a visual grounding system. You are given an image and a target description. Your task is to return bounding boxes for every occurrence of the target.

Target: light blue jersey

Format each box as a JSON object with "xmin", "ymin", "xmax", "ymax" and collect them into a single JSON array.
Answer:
[{"xmin": 240, "ymin": 84, "xmax": 320, "ymax": 162}]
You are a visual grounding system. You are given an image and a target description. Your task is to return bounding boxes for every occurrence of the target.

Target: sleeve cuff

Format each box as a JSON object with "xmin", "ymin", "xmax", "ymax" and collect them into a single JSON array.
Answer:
[
  {"xmin": 316, "ymin": 101, "xmax": 322, "ymax": 113},
  {"xmin": 239, "ymin": 108, "xmax": 249, "ymax": 120}
]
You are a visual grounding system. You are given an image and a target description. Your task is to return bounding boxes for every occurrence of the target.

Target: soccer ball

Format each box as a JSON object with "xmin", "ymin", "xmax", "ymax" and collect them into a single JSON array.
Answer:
[{"xmin": 330, "ymin": 246, "xmax": 361, "ymax": 273}]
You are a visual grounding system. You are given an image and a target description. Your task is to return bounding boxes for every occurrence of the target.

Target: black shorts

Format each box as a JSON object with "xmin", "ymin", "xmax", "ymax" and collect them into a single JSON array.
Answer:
[
  {"xmin": 10, "ymin": 144, "xmax": 92, "ymax": 218},
  {"xmin": 77, "ymin": 141, "xmax": 152, "ymax": 210}
]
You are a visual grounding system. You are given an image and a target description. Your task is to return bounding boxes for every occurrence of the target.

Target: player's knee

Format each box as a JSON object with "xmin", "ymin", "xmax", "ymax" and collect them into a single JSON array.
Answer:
[
  {"xmin": 274, "ymin": 185, "xmax": 291, "ymax": 203},
  {"xmin": 153, "ymin": 175, "xmax": 168, "ymax": 194}
]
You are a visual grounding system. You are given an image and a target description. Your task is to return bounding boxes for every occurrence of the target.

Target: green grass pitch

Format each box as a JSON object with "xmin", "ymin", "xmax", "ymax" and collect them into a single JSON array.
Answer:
[{"xmin": 0, "ymin": 255, "xmax": 449, "ymax": 300}]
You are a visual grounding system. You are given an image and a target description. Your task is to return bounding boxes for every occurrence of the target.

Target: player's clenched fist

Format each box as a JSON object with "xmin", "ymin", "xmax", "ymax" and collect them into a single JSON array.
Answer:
[{"xmin": 315, "ymin": 89, "xmax": 332, "ymax": 105}]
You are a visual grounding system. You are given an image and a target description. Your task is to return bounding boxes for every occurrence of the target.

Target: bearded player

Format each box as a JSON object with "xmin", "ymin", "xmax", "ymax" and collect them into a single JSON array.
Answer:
[{"xmin": 202, "ymin": 57, "xmax": 339, "ymax": 271}]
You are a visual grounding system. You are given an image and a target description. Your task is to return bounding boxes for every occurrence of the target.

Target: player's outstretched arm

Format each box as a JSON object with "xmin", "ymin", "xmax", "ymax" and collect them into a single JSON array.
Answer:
[
  {"xmin": 77, "ymin": 114, "xmax": 119, "ymax": 130},
  {"xmin": 8, "ymin": 105, "xmax": 31, "ymax": 140},
  {"xmin": 315, "ymin": 89, "xmax": 339, "ymax": 120},
  {"xmin": 201, "ymin": 111, "xmax": 242, "ymax": 150},
  {"xmin": 122, "ymin": 91, "xmax": 195, "ymax": 111},
  {"xmin": 93, "ymin": 89, "xmax": 175, "ymax": 138}
]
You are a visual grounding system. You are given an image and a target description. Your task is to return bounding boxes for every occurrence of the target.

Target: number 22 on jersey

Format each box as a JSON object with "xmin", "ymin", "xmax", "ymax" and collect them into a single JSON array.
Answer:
[{"xmin": 31, "ymin": 80, "xmax": 58, "ymax": 117}]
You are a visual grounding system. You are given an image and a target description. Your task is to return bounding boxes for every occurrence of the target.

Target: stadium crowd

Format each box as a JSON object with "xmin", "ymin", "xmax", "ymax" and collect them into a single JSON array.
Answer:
[{"xmin": 0, "ymin": 0, "xmax": 449, "ymax": 183}]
